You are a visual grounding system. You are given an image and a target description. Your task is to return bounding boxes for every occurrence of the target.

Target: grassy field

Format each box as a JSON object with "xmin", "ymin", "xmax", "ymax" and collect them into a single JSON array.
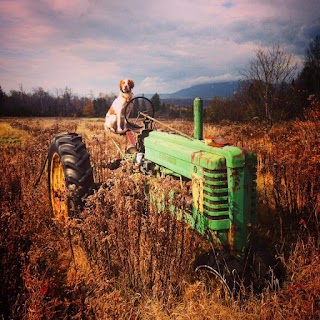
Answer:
[{"xmin": 0, "ymin": 112, "xmax": 319, "ymax": 319}]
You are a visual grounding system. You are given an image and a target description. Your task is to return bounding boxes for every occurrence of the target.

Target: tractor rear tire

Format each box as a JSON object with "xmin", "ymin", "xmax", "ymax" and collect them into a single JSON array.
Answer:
[{"xmin": 48, "ymin": 132, "xmax": 94, "ymax": 223}]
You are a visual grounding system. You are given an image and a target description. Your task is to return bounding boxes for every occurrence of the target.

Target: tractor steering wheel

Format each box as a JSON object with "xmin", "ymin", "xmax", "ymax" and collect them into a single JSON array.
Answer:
[{"xmin": 124, "ymin": 96, "xmax": 155, "ymax": 129}]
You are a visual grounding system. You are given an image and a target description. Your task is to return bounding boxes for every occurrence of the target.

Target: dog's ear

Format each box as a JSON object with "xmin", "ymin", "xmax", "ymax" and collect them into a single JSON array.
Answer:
[
  {"xmin": 128, "ymin": 79, "xmax": 134, "ymax": 89},
  {"xmin": 119, "ymin": 79, "xmax": 124, "ymax": 89}
]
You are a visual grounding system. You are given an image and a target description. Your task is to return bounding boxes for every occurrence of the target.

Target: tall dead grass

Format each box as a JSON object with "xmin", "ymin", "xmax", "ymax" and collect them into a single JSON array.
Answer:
[{"xmin": 0, "ymin": 108, "xmax": 319, "ymax": 319}]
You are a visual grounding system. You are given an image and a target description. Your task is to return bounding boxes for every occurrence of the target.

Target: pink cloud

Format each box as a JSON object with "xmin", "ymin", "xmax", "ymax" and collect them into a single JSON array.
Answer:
[
  {"xmin": 0, "ymin": 1, "xmax": 56, "ymax": 49},
  {"xmin": 42, "ymin": 0, "xmax": 91, "ymax": 17}
]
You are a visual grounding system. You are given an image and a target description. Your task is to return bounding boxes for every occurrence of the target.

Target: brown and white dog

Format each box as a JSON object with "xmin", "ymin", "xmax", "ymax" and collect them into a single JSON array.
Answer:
[{"xmin": 104, "ymin": 79, "xmax": 134, "ymax": 132}]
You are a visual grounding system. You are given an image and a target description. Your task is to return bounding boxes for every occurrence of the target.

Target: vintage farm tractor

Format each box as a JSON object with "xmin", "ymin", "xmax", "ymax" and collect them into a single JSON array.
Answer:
[{"xmin": 47, "ymin": 97, "xmax": 278, "ymax": 296}]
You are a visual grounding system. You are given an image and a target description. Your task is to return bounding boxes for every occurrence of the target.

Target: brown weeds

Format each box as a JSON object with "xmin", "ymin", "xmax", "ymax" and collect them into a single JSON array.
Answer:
[{"xmin": 0, "ymin": 115, "xmax": 319, "ymax": 319}]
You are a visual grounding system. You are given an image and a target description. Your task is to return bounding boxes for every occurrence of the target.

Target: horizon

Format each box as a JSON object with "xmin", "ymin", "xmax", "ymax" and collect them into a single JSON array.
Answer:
[{"xmin": 1, "ymin": 79, "xmax": 242, "ymax": 98}]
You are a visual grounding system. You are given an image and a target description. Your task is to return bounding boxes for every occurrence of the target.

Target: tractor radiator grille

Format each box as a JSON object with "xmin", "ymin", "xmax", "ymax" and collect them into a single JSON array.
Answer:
[{"xmin": 203, "ymin": 168, "xmax": 229, "ymax": 220}]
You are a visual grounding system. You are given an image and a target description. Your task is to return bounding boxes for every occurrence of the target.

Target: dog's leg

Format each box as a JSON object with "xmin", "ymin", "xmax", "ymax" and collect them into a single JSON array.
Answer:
[
  {"xmin": 105, "ymin": 114, "xmax": 117, "ymax": 132},
  {"xmin": 116, "ymin": 114, "xmax": 122, "ymax": 132}
]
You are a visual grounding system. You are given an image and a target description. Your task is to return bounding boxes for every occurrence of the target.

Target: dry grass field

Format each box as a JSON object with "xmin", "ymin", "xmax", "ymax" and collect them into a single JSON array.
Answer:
[{"xmin": 0, "ymin": 109, "xmax": 319, "ymax": 319}]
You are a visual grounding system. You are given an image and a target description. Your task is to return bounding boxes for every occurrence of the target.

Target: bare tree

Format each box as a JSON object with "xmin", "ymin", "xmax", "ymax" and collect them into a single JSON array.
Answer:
[
  {"xmin": 242, "ymin": 45, "xmax": 297, "ymax": 122},
  {"xmin": 301, "ymin": 35, "xmax": 320, "ymax": 95}
]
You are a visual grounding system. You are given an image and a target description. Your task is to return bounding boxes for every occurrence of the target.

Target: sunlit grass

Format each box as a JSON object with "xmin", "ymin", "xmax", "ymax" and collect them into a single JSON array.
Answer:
[{"xmin": 0, "ymin": 122, "xmax": 31, "ymax": 144}]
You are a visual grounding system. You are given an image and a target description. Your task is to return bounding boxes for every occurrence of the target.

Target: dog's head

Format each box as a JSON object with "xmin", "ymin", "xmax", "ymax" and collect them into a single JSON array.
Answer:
[{"xmin": 119, "ymin": 79, "xmax": 134, "ymax": 93}]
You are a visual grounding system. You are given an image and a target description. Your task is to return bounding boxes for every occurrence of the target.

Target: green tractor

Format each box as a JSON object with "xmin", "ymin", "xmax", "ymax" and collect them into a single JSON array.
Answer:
[{"xmin": 47, "ymin": 97, "xmax": 279, "ymax": 297}]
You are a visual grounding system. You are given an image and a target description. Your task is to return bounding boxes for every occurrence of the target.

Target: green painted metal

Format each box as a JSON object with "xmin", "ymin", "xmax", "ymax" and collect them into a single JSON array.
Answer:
[
  {"xmin": 194, "ymin": 97, "xmax": 203, "ymax": 140},
  {"xmin": 143, "ymin": 98, "xmax": 257, "ymax": 259}
]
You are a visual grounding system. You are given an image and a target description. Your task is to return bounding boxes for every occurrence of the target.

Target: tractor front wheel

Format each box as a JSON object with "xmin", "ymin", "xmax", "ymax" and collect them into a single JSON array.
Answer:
[
  {"xmin": 48, "ymin": 132, "xmax": 94, "ymax": 224},
  {"xmin": 194, "ymin": 249, "xmax": 243, "ymax": 300}
]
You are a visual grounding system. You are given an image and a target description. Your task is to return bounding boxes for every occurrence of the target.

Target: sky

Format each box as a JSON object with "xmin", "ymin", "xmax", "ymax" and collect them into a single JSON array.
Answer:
[{"xmin": 0, "ymin": 0, "xmax": 319, "ymax": 97}]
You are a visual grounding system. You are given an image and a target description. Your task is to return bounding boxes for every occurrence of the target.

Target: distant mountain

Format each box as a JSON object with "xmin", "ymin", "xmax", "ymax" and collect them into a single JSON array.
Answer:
[
  {"xmin": 138, "ymin": 81, "xmax": 239, "ymax": 102},
  {"xmin": 166, "ymin": 81, "xmax": 239, "ymax": 99}
]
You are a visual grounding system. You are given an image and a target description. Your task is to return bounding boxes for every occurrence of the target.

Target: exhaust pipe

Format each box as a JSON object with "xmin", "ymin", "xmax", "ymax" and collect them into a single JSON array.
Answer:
[{"xmin": 194, "ymin": 97, "xmax": 203, "ymax": 140}]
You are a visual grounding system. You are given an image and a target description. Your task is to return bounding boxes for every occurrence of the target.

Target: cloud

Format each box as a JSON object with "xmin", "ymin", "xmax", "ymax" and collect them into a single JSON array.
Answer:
[
  {"xmin": 42, "ymin": 0, "xmax": 92, "ymax": 17},
  {"xmin": 0, "ymin": 0, "xmax": 319, "ymax": 96},
  {"xmin": 139, "ymin": 77, "xmax": 168, "ymax": 93},
  {"xmin": 186, "ymin": 74, "xmax": 242, "ymax": 86}
]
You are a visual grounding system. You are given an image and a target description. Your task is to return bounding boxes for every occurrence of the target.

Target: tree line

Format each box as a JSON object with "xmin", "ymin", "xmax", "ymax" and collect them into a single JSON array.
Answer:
[
  {"xmin": 0, "ymin": 85, "xmax": 163, "ymax": 118},
  {"xmin": 0, "ymin": 35, "xmax": 319, "ymax": 122},
  {"xmin": 0, "ymin": 86, "xmax": 116, "ymax": 118}
]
